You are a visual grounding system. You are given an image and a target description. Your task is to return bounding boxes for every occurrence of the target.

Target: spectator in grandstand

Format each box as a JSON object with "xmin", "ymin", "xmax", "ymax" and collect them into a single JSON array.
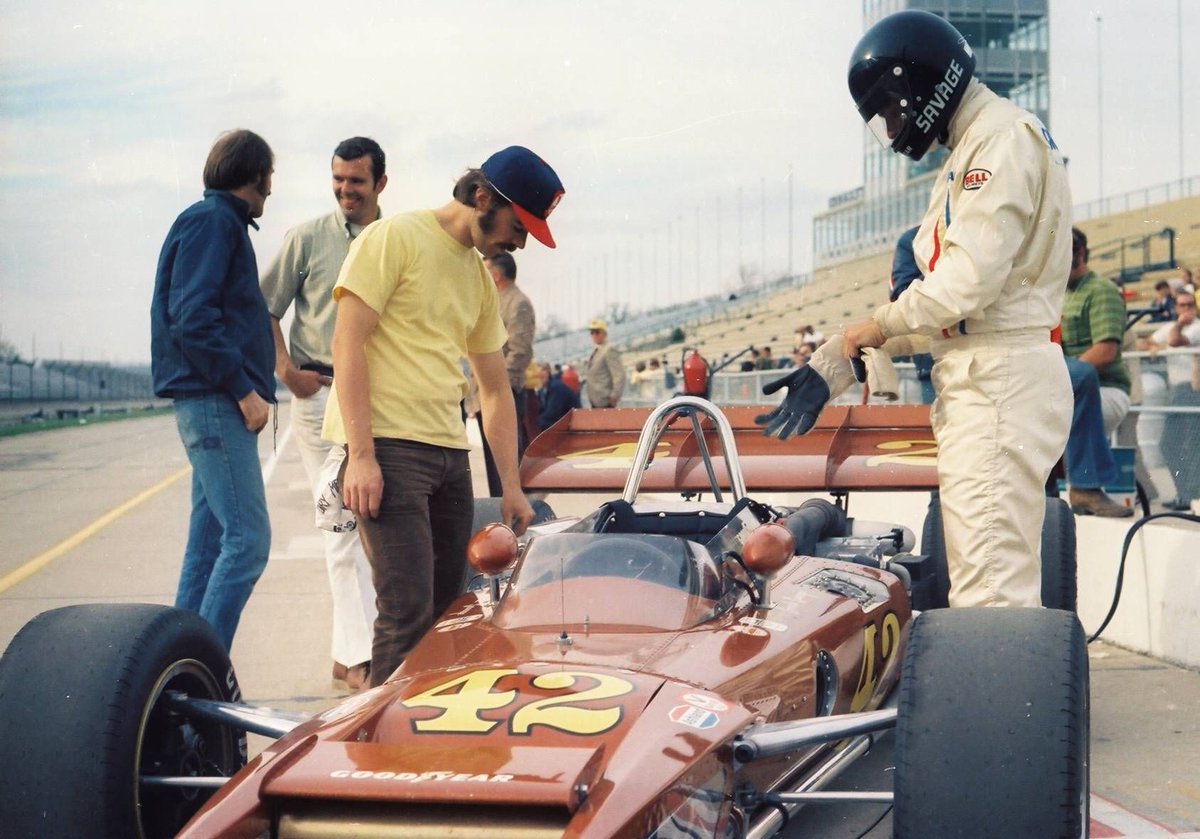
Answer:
[
  {"xmin": 1059, "ymin": 228, "xmax": 1133, "ymax": 518},
  {"xmin": 888, "ymin": 225, "xmax": 935, "ymax": 404},
  {"xmin": 328, "ymin": 145, "xmax": 559, "ymax": 685},
  {"xmin": 631, "ymin": 359, "xmax": 663, "ymax": 402},
  {"xmin": 765, "ymin": 11, "xmax": 1072, "ymax": 609},
  {"xmin": 584, "ymin": 319, "xmax": 626, "ymax": 408},
  {"xmin": 521, "ymin": 360, "xmax": 542, "ymax": 446},
  {"xmin": 1136, "ymin": 287, "xmax": 1200, "ymax": 511},
  {"xmin": 794, "ymin": 324, "xmax": 824, "ymax": 351},
  {"xmin": 475, "ymin": 251, "xmax": 536, "ymax": 497},
  {"xmin": 657, "ymin": 357, "xmax": 679, "ymax": 391},
  {"xmin": 1138, "ymin": 288, "xmax": 1200, "ymax": 352},
  {"xmin": 561, "ymin": 363, "xmax": 581, "ymax": 394},
  {"xmin": 150, "ymin": 129, "xmax": 275, "ymax": 651},
  {"xmin": 260, "ymin": 136, "xmax": 386, "ymax": 689},
  {"xmin": 1148, "ymin": 280, "xmax": 1177, "ymax": 322},
  {"xmin": 756, "ymin": 346, "xmax": 776, "ymax": 370},
  {"xmin": 536, "ymin": 362, "xmax": 579, "ymax": 430},
  {"xmin": 1168, "ymin": 266, "xmax": 1193, "ymax": 293},
  {"xmin": 740, "ymin": 347, "xmax": 760, "ymax": 372},
  {"xmin": 781, "ymin": 344, "xmax": 810, "ymax": 369}
]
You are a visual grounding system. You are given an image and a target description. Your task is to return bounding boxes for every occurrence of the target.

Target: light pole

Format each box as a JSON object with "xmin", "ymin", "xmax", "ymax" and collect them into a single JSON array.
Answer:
[
  {"xmin": 1179, "ymin": 0, "xmax": 1185, "ymax": 183},
  {"xmin": 760, "ymin": 176, "xmax": 766, "ymax": 291},
  {"xmin": 716, "ymin": 194, "xmax": 722, "ymax": 297},
  {"xmin": 1096, "ymin": 13, "xmax": 1104, "ymax": 203},
  {"xmin": 788, "ymin": 165, "xmax": 794, "ymax": 283}
]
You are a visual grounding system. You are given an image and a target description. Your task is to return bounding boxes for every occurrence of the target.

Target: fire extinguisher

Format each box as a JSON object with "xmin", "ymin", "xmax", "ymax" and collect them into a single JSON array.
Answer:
[{"xmin": 681, "ymin": 348, "xmax": 710, "ymax": 399}]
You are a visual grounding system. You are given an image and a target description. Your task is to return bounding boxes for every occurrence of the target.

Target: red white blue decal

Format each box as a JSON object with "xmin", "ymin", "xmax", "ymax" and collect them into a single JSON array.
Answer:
[{"xmin": 670, "ymin": 704, "xmax": 721, "ymax": 729}]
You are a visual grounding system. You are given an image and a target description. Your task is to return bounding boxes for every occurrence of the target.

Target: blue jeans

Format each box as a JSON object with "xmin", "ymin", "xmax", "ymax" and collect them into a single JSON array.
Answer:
[
  {"xmin": 1064, "ymin": 357, "xmax": 1117, "ymax": 489},
  {"xmin": 173, "ymin": 394, "xmax": 271, "ymax": 650}
]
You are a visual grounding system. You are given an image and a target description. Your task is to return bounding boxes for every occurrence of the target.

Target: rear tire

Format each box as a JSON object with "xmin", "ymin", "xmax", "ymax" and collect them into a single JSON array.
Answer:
[
  {"xmin": 918, "ymin": 490, "xmax": 951, "ymax": 609},
  {"xmin": 920, "ymin": 493, "xmax": 1077, "ymax": 610},
  {"xmin": 0, "ymin": 604, "xmax": 245, "ymax": 839},
  {"xmin": 1040, "ymin": 497, "xmax": 1077, "ymax": 611},
  {"xmin": 893, "ymin": 608, "xmax": 1089, "ymax": 839}
]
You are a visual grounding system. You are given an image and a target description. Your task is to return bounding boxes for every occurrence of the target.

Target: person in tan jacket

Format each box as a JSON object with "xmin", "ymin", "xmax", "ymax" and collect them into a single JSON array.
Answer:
[
  {"xmin": 585, "ymin": 318, "xmax": 626, "ymax": 408},
  {"xmin": 477, "ymin": 252, "xmax": 536, "ymax": 495}
]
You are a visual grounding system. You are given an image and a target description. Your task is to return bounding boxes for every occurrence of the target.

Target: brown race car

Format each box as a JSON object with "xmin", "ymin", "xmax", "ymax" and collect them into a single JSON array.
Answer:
[{"xmin": 0, "ymin": 396, "xmax": 1088, "ymax": 839}]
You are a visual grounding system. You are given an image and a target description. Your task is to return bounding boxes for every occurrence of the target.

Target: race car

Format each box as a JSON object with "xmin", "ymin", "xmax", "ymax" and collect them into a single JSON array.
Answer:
[{"xmin": 0, "ymin": 396, "xmax": 1088, "ymax": 838}]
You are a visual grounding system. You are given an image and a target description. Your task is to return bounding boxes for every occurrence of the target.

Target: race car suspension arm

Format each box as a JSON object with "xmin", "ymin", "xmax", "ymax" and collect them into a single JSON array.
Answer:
[
  {"xmin": 732, "ymin": 707, "xmax": 896, "ymax": 763},
  {"xmin": 166, "ymin": 691, "xmax": 313, "ymax": 738}
]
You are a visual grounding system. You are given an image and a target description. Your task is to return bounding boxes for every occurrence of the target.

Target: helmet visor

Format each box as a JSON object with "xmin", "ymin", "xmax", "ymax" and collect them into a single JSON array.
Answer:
[{"xmin": 855, "ymin": 64, "xmax": 913, "ymax": 152}]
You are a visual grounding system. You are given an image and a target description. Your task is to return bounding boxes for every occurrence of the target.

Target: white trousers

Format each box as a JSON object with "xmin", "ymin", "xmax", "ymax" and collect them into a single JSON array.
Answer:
[
  {"xmin": 291, "ymin": 387, "xmax": 377, "ymax": 666},
  {"xmin": 1099, "ymin": 386, "xmax": 1130, "ymax": 437},
  {"xmin": 930, "ymin": 331, "xmax": 1072, "ymax": 608}
]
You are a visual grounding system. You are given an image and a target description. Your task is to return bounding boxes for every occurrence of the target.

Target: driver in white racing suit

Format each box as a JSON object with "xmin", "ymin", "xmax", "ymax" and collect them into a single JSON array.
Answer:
[{"xmin": 758, "ymin": 10, "xmax": 1072, "ymax": 608}]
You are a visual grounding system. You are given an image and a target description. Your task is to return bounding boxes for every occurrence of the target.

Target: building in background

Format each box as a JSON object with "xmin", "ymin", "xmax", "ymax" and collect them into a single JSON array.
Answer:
[{"xmin": 813, "ymin": 0, "xmax": 1050, "ymax": 267}]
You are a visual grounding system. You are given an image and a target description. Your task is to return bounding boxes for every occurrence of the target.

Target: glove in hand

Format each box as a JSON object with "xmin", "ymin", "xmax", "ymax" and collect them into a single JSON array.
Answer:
[{"xmin": 754, "ymin": 365, "xmax": 831, "ymax": 439}]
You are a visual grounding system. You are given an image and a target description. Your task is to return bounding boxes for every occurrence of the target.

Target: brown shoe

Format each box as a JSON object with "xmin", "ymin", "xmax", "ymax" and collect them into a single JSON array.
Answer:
[
  {"xmin": 344, "ymin": 662, "xmax": 371, "ymax": 691},
  {"xmin": 1068, "ymin": 487, "xmax": 1133, "ymax": 518}
]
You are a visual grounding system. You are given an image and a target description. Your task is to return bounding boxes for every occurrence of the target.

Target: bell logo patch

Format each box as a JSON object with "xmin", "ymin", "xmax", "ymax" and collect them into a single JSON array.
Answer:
[{"xmin": 963, "ymin": 168, "xmax": 991, "ymax": 190}]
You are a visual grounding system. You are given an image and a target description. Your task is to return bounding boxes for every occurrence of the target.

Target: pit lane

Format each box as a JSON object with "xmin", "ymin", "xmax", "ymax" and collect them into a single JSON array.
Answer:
[{"xmin": 0, "ymin": 402, "xmax": 1196, "ymax": 836}]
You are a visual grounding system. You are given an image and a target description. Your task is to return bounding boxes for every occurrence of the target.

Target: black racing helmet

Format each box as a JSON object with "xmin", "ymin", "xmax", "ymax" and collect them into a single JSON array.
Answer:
[{"xmin": 847, "ymin": 10, "xmax": 976, "ymax": 161}]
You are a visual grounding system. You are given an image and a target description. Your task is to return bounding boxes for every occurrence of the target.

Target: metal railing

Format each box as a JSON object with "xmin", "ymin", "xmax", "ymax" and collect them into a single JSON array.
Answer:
[
  {"xmin": 1072, "ymin": 175, "xmax": 1200, "ymax": 223},
  {"xmin": 2, "ymin": 360, "xmax": 155, "ymax": 403}
]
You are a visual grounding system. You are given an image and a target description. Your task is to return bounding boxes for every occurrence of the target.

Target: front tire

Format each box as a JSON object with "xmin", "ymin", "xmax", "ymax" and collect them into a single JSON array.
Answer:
[
  {"xmin": 0, "ymin": 604, "xmax": 245, "ymax": 839},
  {"xmin": 893, "ymin": 608, "xmax": 1089, "ymax": 838}
]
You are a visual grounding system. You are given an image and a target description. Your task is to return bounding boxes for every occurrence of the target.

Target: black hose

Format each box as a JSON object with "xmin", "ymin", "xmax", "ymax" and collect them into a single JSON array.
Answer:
[
  {"xmin": 1087, "ymin": 510, "xmax": 1200, "ymax": 644},
  {"xmin": 782, "ymin": 499, "xmax": 848, "ymax": 556}
]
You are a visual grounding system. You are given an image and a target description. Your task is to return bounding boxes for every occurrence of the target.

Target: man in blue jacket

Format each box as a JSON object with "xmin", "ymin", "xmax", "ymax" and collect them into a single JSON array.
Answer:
[{"xmin": 150, "ymin": 129, "xmax": 276, "ymax": 651}]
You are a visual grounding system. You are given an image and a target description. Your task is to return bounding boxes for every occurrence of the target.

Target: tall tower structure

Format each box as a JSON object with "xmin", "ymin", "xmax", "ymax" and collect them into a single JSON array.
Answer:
[{"xmin": 813, "ymin": 1, "xmax": 1050, "ymax": 267}]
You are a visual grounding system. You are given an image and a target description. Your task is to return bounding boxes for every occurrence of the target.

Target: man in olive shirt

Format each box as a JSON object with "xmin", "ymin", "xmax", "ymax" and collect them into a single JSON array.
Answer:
[
  {"xmin": 260, "ymin": 137, "xmax": 388, "ymax": 688},
  {"xmin": 1060, "ymin": 228, "xmax": 1133, "ymax": 517}
]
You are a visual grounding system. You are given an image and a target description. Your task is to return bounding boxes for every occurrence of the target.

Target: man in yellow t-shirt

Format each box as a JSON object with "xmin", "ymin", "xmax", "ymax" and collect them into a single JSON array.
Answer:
[{"xmin": 325, "ymin": 146, "xmax": 564, "ymax": 687}]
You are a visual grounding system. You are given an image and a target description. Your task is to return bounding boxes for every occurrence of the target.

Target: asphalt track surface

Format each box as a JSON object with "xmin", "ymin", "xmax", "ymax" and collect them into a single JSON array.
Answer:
[{"xmin": 1, "ymin": 403, "xmax": 1197, "ymax": 837}]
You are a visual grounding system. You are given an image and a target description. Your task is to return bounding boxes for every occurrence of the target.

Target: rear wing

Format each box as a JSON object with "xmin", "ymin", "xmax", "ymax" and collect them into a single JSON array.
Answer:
[{"xmin": 519, "ymin": 404, "xmax": 938, "ymax": 493}]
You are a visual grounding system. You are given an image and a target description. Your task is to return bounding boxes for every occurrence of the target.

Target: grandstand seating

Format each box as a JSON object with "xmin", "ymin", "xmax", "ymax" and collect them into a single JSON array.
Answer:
[{"xmin": 613, "ymin": 192, "xmax": 1200, "ymax": 371}]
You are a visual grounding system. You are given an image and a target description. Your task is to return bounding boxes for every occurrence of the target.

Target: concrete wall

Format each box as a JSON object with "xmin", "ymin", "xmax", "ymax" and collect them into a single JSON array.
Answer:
[{"xmin": 1076, "ymin": 514, "xmax": 1200, "ymax": 670}]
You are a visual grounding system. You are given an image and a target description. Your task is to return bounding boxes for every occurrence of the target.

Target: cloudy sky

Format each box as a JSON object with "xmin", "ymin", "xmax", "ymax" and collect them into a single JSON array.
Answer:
[{"xmin": 0, "ymin": 0, "xmax": 1195, "ymax": 364}]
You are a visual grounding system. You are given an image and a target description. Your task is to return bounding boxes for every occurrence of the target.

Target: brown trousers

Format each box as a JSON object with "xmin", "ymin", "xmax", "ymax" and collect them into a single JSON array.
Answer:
[{"xmin": 355, "ymin": 439, "xmax": 473, "ymax": 686}]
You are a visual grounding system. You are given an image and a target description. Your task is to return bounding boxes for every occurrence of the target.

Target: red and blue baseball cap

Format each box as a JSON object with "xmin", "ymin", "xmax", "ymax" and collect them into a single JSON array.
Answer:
[{"xmin": 481, "ymin": 146, "xmax": 565, "ymax": 248}]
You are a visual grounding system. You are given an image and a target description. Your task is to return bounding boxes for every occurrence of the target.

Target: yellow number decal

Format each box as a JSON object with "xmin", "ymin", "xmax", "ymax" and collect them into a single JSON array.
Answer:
[
  {"xmin": 560, "ymin": 441, "xmax": 671, "ymax": 469},
  {"xmin": 879, "ymin": 612, "xmax": 901, "ymax": 672},
  {"xmin": 850, "ymin": 624, "xmax": 878, "ymax": 712},
  {"xmin": 865, "ymin": 439, "xmax": 939, "ymax": 468},
  {"xmin": 401, "ymin": 669, "xmax": 635, "ymax": 736},
  {"xmin": 510, "ymin": 671, "xmax": 634, "ymax": 735},
  {"xmin": 850, "ymin": 612, "xmax": 902, "ymax": 712},
  {"xmin": 402, "ymin": 668, "xmax": 517, "ymax": 733}
]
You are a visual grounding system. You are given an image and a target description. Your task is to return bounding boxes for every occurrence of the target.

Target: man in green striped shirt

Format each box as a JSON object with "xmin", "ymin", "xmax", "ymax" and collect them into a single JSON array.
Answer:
[{"xmin": 1060, "ymin": 228, "xmax": 1133, "ymax": 517}]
